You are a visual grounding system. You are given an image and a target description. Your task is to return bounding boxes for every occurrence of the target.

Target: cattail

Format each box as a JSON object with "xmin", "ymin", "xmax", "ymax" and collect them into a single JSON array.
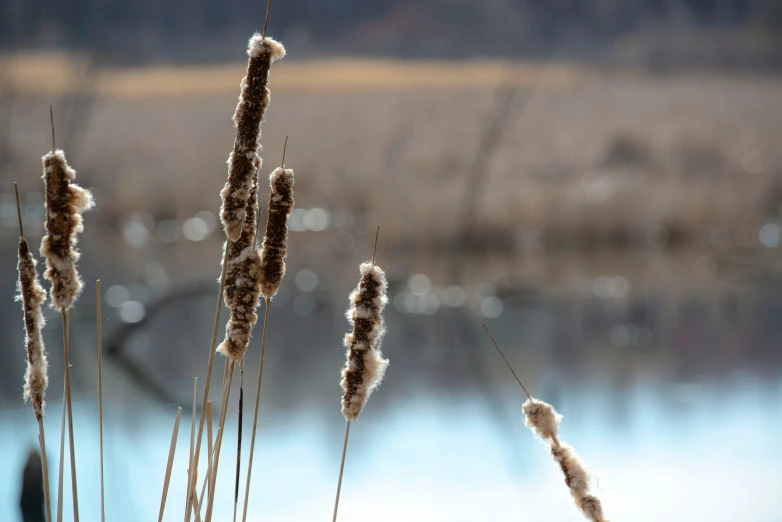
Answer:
[
  {"xmin": 259, "ymin": 166, "xmax": 294, "ymax": 299},
  {"xmin": 217, "ymin": 167, "xmax": 263, "ymax": 363},
  {"xmin": 484, "ymin": 325, "xmax": 609, "ymax": 522},
  {"xmin": 17, "ymin": 236, "xmax": 48, "ymax": 421},
  {"xmin": 340, "ymin": 260, "xmax": 389, "ymax": 420},
  {"xmin": 523, "ymin": 398, "xmax": 608, "ymax": 522},
  {"xmin": 40, "ymin": 150, "xmax": 95, "ymax": 311},
  {"xmin": 220, "ymin": 34, "xmax": 286, "ymax": 242}
]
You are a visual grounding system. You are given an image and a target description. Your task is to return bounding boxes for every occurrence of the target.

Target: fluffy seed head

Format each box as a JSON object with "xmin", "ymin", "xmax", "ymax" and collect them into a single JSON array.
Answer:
[
  {"xmin": 340, "ymin": 262, "xmax": 389, "ymax": 420},
  {"xmin": 523, "ymin": 397, "xmax": 562, "ymax": 440},
  {"xmin": 259, "ymin": 167, "xmax": 294, "ymax": 299},
  {"xmin": 524, "ymin": 398, "xmax": 609, "ymax": 522},
  {"xmin": 217, "ymin": 171, "xmax": 263, "ymax": 363},
  {"xmin": 220, "ymin": 35, "xmax": 285, "ymax": 242},
  {"xmin": 40, "ymin": 150, "xmax": 95, "ymax": 311},
  {"xmin": 17, "ymin": 238, "xmax": 48, "ymax": 421}
]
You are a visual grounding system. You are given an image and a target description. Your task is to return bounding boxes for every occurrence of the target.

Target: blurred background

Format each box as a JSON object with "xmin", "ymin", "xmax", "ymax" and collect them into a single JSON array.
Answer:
[{"xmin": 2, "ymin": 1, "xmax": 782, "ymax": 521}]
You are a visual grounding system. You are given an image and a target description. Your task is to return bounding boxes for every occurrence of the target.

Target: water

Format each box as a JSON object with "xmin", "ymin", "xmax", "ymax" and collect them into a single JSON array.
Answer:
[{"xmin": 2, "ymin": 243, "xmax": 782, "ymax": 521}]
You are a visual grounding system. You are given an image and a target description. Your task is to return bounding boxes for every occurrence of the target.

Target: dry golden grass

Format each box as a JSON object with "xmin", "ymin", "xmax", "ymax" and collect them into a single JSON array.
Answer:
[{"xmin": 0, "ymin": 52, "xmax": 584, "ymax": 98}]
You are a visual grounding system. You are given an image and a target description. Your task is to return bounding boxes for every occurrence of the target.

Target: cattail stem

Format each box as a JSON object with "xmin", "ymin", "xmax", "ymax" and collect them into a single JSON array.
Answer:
[
  {"xmin": 240, "ymin": 301, "xmax": 269, "ymax": 522},
  {"xmin": 158, "ymin": 407, "xmax": 183, "ymax": 522},
  {"xmin": 97, "ymin": 280, "xmax": 105, "ymax": 522},
  {"xmin": 195, "ymin": 426, "xmax": 223, "ymax": 520},
  {"xmin": 482, "ymin": 323, "xmax": 531, "ymax": 399},
  {"xmin": 185, "ymin": 377, "xmax": 198, "ymax": 519},
  {"xmin": 56, "ymin": 380, "xmax": 66, "ymax": 522},
  {"xmin": 232, "ymin": 364, "xmax": 244, "ymax": 522},
  {"xmin": 205, "ymin": 361, "xmax": 235, "ymax": 522},
  {"xmin": 185, "ymin": 244, "xmax": 230, "ymax": 522},
  {"xmin": 37, "ymin": 418, "xmax": 52, "ymax": 522},
  {"xmin": 62, "ymin": 311, "xmax": 79, "ymax": 522},
  {"xmin": 331, "ymin": 419, "xmax": 351, "ymax": 522}
]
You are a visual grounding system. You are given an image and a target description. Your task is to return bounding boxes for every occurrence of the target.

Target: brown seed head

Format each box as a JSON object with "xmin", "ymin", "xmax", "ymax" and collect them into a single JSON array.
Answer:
[
  {"xmin": 524, "ymin": 398, "xmax": 609, "ymax": 522},
  {"xmin": 217, "ymin": 170, "xmax": 264, "ymax": 363},
  {"xmin": 340, "ymin": 262, "xmax": 389, "ymax": 420},
  {"xmin": 17, "ymin": 237, "xmax": 48, "ymax": 421},
  {"xmin": 40, "ymin": 150, "xmax": 95, "ymax": 311},
  {"xmin": 259, "ymin": 167, "xmax": 294, "ymax": 299},
  {"xmin": 220, "ymin": 35, "xmax": 285, "ymax": 242}
]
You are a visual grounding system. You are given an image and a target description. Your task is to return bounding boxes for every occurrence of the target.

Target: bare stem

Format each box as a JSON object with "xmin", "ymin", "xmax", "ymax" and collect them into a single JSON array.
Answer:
[
  {"xmin": 14, "ymin": 183, "xmax": 24, "ymax": 239},
  {"xmin": 240, "ymin": 301, "xmax": 270, "ymax": 522},
  {"xmin": 281, "ymin": 135, "xmax": 288, "ymax": 167},
  {"xmin": 56, "ymin": 381, "xmax": 66, "ymax": 522},
  {"xmin": 372, "ymin": 226, "xmax": 379, "ymax": 265},
  {"xmin": 62, "ymin": 311, "xmax": 80, "ymax": 522},
  {"xmin": 482, "ymin": 323, "xmax": 532, "ymax": 400},
  {"xmin": 49, "ymin": 105, "xmax": 56, "ymax": 151},
  {"xmin": 37, "ymin": 418, "xmax": 52, "ymax": 522},
  {"xmin": 185, "ymin": 377, "xmax": 198, "ymax": 519},
  {"xmin": 186, "ymin": 244, "xmax": 231, "ymax": 522},
  {"xmin": 205, "ymin": 361, "xmax": 235, "ymax": 522},
  {"xmin": 332, "ymin": 420, "xmax": 351, "ymax": 522},
  {"xmin": 261, "ymin": 0, "xmax": 273, "ymax": 40},
  {"xmin": 232, "ymin": 364, "xmax": 244, "ymax": 522},
  {"xmin": 97, "ymin": 281, "xmax": 105, "ymax": 522},
  {"xmin": 158, "ymin": 407, "xmax": 183, "ymax": 522}
]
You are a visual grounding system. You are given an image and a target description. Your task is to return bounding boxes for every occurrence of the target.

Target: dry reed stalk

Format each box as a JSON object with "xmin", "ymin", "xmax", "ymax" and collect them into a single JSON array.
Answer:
[
  {"xmin": 206, "ymin": 401, "xmax": 213, "ymax": 471},
  {"xmin": 219, "ymin": 32, "xmax": 285, "ymax": 242},
  {"xmin": 42, "ymin": 108, "xmax": 92, "ymax": 522},
  {"xmin": 483, "ymin": 324, "xmax": 609, "ymax": 522},
  {"xmin": 241, "ymin": 139, "xmax": 292, "ymax": 522},
  {"xmin": 96, "ymin": 280, "xmax": 105, "ymax": 522},
  {"xmin": 158, "ymin": 406, "xmax": 183, "ymax": 522},
  {"xmin": 184, "ymin": 246, "xmax": 230, "ymax": 522},
  {"xmin": 61, "ymin": 311, "xmax": 78, "ymax": 522},
  {"xmin": 232, "ymin": 364, "xmax": 244, "ymax": 522},
  {"xmin": 204, "ymin": 362, "xmax": 235, "ymax": 522},
  {"xmin": 14, "ymin": 183, "xmax": 52, "ymax": 522},
  {"xmin": 333, "ymin": 228, "xmax": 388, "ymax": 522},
  {"xmin": 195, "ymin": 426, "xmax": 223, "ymax": 520},
  {"xmin": 184, "ymin": 377, "xmax": 198, "ymax": 518},
  {"xmin": 56, "ymin": 380, "xmax": 66, "ymax": 522}
]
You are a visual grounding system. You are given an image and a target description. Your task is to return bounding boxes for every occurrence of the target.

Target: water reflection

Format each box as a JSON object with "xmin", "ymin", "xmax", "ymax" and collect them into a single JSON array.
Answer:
[{"xmin": 1, "ymin": 246, "xmax": 781, "ymax": 521}]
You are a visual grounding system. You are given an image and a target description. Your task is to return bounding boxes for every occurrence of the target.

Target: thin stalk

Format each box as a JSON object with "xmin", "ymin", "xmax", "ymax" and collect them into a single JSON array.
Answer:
[
  {"xmin": 195, "ymin": 426, "xmax": 223, "ymax": 520},
  {"xmin": 206, "ymin": 401, "xmax": 213, "ymax": 487},
  {"xmin": 158, "ymin": 407, "xmax": 183, "ymax": 522},
  {"xmin": 56, "ymin": 381, "xmax": 66, "ymax": 522},
  {"xmin": 233, "ymin": 364, "xmax": 244, "ymax": 522},
  {"xmin": 331, "ymin": 420, "xmax": 351, "ymax": 522},
  {"xmin": 185, "ymin": 377, "xmax": 198, "ymax": 519},
  {"xmin": 62, "ymin": 311, "xmax": 80, "ymax": 522},
  {"xmin": 240, "ymin": 301, "xmax": 269, "ymax": 522},
  {"xmin": 482, "ymin": 324, "xmax": 532, "ymax": 399},
  {"xmin": 186, "ymin": 244, "xmax": 231, "ymax": 522},
  {"xmin": 37, "ymin": 419, "xmax": 52, "ymax": 522},
  {"xmin": 97, "ymin": 280, "xmax": 105, "ymax": 522},
  {"xmin": 205, "ymin": 362, "xmax": 235, "ymax": 522}
]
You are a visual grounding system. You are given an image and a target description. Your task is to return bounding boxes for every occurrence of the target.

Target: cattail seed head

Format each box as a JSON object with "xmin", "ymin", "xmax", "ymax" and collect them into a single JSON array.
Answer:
[
  {"xmin": 220, "ymin": 35, "xmax": 285, "ymax": 242},
  {"xmin": 523, "ymin": 398, "xmax": 608, "ymax": 522},
  {"xmin": 340, "ymin": 262, "xmax": 389, "ymax": 420},
  {"xmin": 217, "ymin": 169, "xmax": 263, "ymax": 363},
  {"xmin": 17, "ymin": 237, "xmax": 48, "ymax": 421},
  {"xmin": 259, "ymin": 167, "xmax": 294, "ymax": 299},
  {"xmin": 40, "ymin": 150, "xmax": 95, "ymax": 311},
  {"xmin": 522, "ymin": 397, "xmax": 562, "ymax": 440}
]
